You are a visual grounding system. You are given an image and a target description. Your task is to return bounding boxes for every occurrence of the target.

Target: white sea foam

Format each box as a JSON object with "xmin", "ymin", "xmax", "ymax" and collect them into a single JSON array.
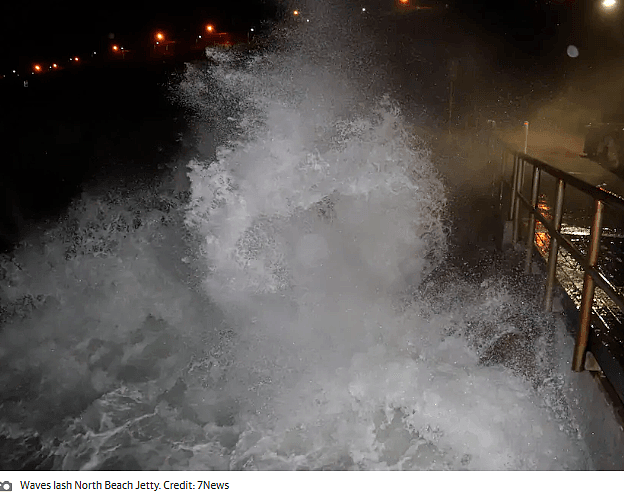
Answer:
[{"xmin": 176, "ymin": 30, "xmax": 588, "ymax": 469}]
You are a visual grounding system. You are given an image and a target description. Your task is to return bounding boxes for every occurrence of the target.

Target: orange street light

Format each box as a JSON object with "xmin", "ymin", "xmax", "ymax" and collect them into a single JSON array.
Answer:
[
  {"xmin": 206, "ymin": 24, "xmax": 214, "ymax": 33},
  {"xmin": 293, "ymin": 10, "xmax": 299, "ymax": 15},
  {"xmin": 52, "ymin": 63, "xmax": 58, "ymax": 69},
  {"xmin": 112, "ymin": 44, "xmax": 119, "ymax": 51},
  {"xmin": 74, "ymin": 57, "xmax": 79, "ymax": 62},
  {"xmin": 156, "ymin": 32, "xmax": 164, "ymax": 41},
  {"xmin": 34, "ymin": 64, "xmax": 42, "ymax": 72}
]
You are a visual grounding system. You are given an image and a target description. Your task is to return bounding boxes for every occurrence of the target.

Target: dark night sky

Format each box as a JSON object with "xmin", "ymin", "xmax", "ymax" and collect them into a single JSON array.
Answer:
[
  {"xmin": 453, "ymin": 0, "xmax": 624, "ymax": 59},
  {"xmin": 1, "ymin": 0, "xmax": 284, "ymax": 71},
  {"xmin": 2, "ymin": 0, "xmax": 623, "ymax": 73}
]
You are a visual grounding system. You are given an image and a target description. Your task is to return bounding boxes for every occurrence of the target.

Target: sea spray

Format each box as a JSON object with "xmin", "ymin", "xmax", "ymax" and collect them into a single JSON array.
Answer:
[{"xmin": 176, "ymin": 41, "xmax": 587, "ymax": 469}]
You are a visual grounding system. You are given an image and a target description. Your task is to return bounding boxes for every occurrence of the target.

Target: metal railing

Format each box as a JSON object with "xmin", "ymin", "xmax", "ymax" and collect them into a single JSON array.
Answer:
[{"xmin": 496, "ymin": 144, "xmax": 624, "ymax": 380}]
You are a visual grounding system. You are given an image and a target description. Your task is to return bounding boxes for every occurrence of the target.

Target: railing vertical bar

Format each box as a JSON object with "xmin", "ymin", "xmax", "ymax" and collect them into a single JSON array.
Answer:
[
  {"xmin": 544, "ymin": 178, "xmax": 566, "ymax": 311},
  {"xmin": 524, "ymin": 164, "xmax": 541, "ymax": 273},
  {"xmin": 512, "ymin": 158, "xmax": 524, "ymax": 244},
  {"xmin": 572, "ymin": 198, "xmax": 605, "ymax": 372},
  {"xmin": 509, "ymin": 153, "xmax": 518, "ymax": 222},
  {"xmin": 499, "ymin": 148, "xmax": 506, "ymax": 205}
]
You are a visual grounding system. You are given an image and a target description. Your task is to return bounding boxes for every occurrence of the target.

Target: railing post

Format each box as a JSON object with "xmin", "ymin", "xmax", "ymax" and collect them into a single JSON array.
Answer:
[
  {"xmin": 544, "ymin": 179, "xmax": 566, "ymax": 311},
  {"xmin": 499, "ymin": 148, "xmax": 505, "ymax": 206},
  {"xmin": 572, "ymin": 198, "xmax": 605, "ymax": 372},
  {"xmin": 524, "ymin": 164, "xmax": 541, "ymax": 273},
  {"xmin": 509, "ymin": 153, "xmax": 518, "ymax": 222},
  {"xmin": 512, "ymin": 158, "xmax": 524, "ymax": 244}
]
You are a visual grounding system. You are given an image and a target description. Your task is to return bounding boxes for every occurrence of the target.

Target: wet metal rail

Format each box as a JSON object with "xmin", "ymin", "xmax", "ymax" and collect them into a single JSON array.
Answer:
[{"xmin": 496, "ymin": 144, "xmax": 624, "ymax": 402}]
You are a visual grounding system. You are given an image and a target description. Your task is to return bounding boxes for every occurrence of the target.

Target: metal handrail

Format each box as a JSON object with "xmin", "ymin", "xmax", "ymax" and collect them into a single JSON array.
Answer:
[
  {"xmin": 512, "ymin": 151, "xmax": 624, "ymax": 211},
  {"xmin": 497, "ymin": 145, "xmax": 624, "ymax": 373}
]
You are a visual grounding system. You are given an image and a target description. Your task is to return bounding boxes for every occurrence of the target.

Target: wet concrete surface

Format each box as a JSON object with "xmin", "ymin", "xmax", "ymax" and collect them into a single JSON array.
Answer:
[{"xmin": 496, "ymin": 127, "xmax": 624, "ymax": 198}]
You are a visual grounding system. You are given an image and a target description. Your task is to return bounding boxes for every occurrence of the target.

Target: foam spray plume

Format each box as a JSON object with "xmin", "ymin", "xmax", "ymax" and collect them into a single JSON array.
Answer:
[{"xmin": 173, "ymin": 10, "xmax": 589, "ymax": 469}]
